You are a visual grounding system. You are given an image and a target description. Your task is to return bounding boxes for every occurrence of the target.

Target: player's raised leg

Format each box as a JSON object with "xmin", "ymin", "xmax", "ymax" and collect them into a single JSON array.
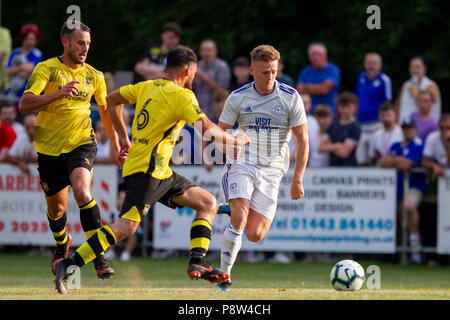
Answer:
[{"xmin": 172, "ymin": 186, "xmax": 230, "ymax": 284}]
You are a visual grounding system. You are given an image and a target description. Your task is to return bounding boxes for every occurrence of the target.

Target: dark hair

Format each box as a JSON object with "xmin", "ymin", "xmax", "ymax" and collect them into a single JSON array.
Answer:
[
  {"xmin": 337, "ymin": 91, "xmax": 358, "ymax": 106},
  {"xmin": 314, "ymin": 104, "xmax": 332, "ymax": 118},
  {"xmin": 233, "ymin": 56, "xmax": 250, "ymax": 68},
  {"xmin": 162, "ymin": 22, "xmax": 182, "ymax": 37},
  {"xmin": 60, "ymin": 20, "xmax": 90, "ymax": 39},
  {"xmin": 439, "ymin": 113, "xmax": 450, "ymax": 124},
  {"xmin": 410, "ymin": 55, "xmax": 427, "ymax": 67},
  {"xmin": 166, "ymin": 45, "xmax": 197, "ymax": 70},
  {"xmin": 378, "ymin": 102, "xmax": 395, "ymax": 113},
  {"xmin": 417, "ymin": 90, "xmax": 435, "ymax": 103}
]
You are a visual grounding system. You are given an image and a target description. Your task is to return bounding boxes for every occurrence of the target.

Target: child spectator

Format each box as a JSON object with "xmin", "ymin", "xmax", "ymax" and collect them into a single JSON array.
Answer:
[
  {"xmin": 308, "ymin": 104, "xmax": 332, "ymax": 167},
  {"xmin": 289, "ymin": 93, "xmax": 319, "ymax": 162},
  {"xmin": 380, "ymin": 117, "xmax": 426, "ymax": 264},
  {"xmin": 368, "ymin": 103, "xmax": 403, "ymax": 166},
  {"xmin": 319, "ymin": 92, "xmax": 361, "ymax": 166},
  {"xmin": 410, "ymin": 90, "xmax": 439, "ymax": 142}
]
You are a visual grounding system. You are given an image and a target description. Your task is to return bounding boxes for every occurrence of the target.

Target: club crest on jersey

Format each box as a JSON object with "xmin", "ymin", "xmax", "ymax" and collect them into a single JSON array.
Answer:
[
  {"xmin": 85, "ymin": 77, "xmax": 92, "ymax": 85},
  {"xmin": 273, "ymin": 105, "xmax": 283, "ymax": 114}
]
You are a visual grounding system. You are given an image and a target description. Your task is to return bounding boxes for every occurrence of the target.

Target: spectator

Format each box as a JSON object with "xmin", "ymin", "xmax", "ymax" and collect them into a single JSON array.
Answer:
[
  {"xmin": 194, "ymin": 39, "xmax": 231, "ymax": 123},
  {"xmin": 289, "ymin": 93, "xmax": 319, "ymax": 162},
  {"xmin": 308, "ymin": 104, "xmax": 333, "ymax": 167},
  {"xmin": 410, "ymin": 90, "xmax": 439, "ymax": 142},
  {"xmin": 422, "ymin": 114, "xmax": 450, "ymax": 176},
  {"xmin": 276, "ymin": 59, "xmax": 295, "ymax": 87},
  {"xmin": 1, "ymin": 102, "xmax": 26, "ymax": 137},
  {"xmin": 380, "ymin": 117, "xmax": 427, "ymax": 264},
  {"xmin": 94, "ymin": 121, "xmax": 114, "ymax": 164},
  {"xmin": 296, "ymin": 42, "xmax": 340, "ymax": 116},
  {"xmin": 368, "ymin": 103, "xmax": 403, "ymax": 166},
  {"xmin": 203, "ymin": 87, "xmax": 231, "ymax": 169},
  {"xmin": 6, "ymin": 113, "xmax": 37, "ymax": 174},
  {"xmin": 229, "ymin": 56, "xmax": 251, "ymax": 92},
  {"xmin": 134, "ymin": 22, "xmax": 182, "ymax": 80},
  {"xmin": 395, "ymin": 55, "xmax": 441, "ymax": 122},
  {"xmin": 318, "ymin": 92, "xmax": 361, "ymax": 166},
  {"xmin": 355, "ymin": 52, "xmax": 393, "ymax": 166},
  {"xmin": 5, "ymin": 23, "xmax": 42, "ymax": 104},
  {"xmin": 0, "ymin": 25, "xmax": 12, "ymax": 93},
  {"xmin": 0, "ymin": 109, "xmax": 16, "ymax": 161}
]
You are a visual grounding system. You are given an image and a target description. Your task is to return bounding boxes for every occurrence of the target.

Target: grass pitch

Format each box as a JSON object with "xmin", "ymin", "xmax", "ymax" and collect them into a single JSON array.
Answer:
[{"xmin": 1, "ymin": 253, "xmax": 450, "ymax": 300}]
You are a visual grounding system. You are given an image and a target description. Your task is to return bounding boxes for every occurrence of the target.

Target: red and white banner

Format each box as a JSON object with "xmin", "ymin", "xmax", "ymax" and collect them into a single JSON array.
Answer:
[{"xmin": 0, "ymin": 163, "xmax": 118, "ymax": 246}]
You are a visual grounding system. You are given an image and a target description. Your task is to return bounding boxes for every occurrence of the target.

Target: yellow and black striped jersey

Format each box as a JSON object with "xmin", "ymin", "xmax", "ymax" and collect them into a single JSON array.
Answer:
[
  {"xmin": 119, "ymin": 79, "xmax": 206, "ymax": 179},
  {"xmin": 24, "ymin": 57, "xmax": 107, "ymax": 156}
]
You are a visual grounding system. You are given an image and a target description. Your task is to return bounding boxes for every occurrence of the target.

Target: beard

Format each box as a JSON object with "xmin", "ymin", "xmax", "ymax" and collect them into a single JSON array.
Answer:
[{"xmin": 67, "ymin": 44, "xmax": 87, "ymax": 65}]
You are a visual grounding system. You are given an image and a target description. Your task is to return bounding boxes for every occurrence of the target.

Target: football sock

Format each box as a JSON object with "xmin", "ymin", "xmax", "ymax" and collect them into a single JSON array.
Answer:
[
  {"xmin": 68, "ymin": 225, "xmax": 117, "ymax": 267},
  {"xmin": 220, "ymin": 223, "xmax": 243, "ymax": 275},
  {"xmin": 47, "ymin": 210, "xmax": 69, "ymax": 248},
  {"xmin": 79, "ymin": 199, "xmax": 107, "ymax": 264},
  {"xmin": 189, "ymin": 219, "xmax": 212, "ymax": 262},
  {"xmin": 79, "ymin": 199, "xmax": 102, "ymax": 239}
]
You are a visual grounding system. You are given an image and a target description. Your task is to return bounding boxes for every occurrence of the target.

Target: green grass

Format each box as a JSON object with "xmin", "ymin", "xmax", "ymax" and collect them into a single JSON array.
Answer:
[{"xmin": 1, "ymin": 253, "xmax": 450, "ymax": 299}]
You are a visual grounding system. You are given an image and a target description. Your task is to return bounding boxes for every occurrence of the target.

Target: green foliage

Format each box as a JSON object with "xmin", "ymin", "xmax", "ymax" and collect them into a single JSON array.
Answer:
[{"xmin": 2, "ymin": 0, "xmax": 449, "ymax": 109}]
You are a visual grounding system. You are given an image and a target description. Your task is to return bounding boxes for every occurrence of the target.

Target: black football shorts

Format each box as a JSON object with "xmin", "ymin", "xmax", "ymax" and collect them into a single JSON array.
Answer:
[
  {"xmin": 119, "ymin": 171, "xmax": 196, "ymax": 222},
  {"xmin": 37, "ymin": 143, "xmax": 97, "ymax": 196}
]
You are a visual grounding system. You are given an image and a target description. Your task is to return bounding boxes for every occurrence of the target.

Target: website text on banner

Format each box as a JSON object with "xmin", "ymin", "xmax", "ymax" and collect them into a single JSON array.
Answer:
[
  {"xmin": 0, "ymin": 164, "xmax": 117, "ymax": 246},
  {"xmin": 153, "ymin": 166, "xmax": 397, "ymax": 253}
]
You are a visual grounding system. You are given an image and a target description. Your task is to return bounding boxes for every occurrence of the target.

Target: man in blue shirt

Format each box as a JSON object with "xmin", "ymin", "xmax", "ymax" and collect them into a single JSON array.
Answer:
[
  {"xmin": 296, "ymin": 43, "xmax": 340, "ymax": 116},
  {"xmin": 355, "ymin": 53, "xmax": 393, "ymax": 165},
  {"xmin": 380, "ymin": 117, "xmax": 426, "ymax": 264}
]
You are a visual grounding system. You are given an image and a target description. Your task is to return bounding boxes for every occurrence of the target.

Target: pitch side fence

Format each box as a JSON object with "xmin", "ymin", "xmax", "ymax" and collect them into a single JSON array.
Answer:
[{"xmin": 0, "ymin": 164, "xmax": 449, "ymax": 262}]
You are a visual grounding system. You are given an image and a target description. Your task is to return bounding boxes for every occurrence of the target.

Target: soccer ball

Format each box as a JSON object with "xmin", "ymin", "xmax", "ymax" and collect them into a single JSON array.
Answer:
[{"xmin": 330, "ymin": 260, "xmax": 365, "ymax": 291}]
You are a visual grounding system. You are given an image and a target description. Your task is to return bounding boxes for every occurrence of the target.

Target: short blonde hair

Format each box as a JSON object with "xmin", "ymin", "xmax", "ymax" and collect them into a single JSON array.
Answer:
[{"xmin": 250, "ymin": 45, "xmax": 280, "ymax": 64}]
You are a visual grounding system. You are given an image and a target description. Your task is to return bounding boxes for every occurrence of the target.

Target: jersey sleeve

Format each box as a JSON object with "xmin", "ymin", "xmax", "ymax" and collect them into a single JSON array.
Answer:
[
  {"xmin": 289, "ymin": 92, "xmax": 308, "ymax": 128},
  {"xmin": 94, "ymin": 72, "xmax": 107, "ymax": 106},
  {"xmin": 23, "ymin": 62, "xmax": 49, "ymax": 96},
  {"xmin": 119, "ymin": 83, "xmax": 140, "ymax": 105},
  {"xmin": 218, "ymin": 94, "xmax": 239, "ymax": 126},
  {"xmin": 177, "ymin": 90, "xmax": 206, "ymax": 125}
]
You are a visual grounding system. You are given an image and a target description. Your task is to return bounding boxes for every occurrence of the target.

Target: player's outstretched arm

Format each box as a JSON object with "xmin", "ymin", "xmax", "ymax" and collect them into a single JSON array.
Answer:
[
  {"xmin": 19, "ymin": 81, "xmax": 81, "ymax": 113},
  {"xmin": 291, "ymin": 123, "xmax": 309, "ymax": 200},
  {"xmin": 193, "ymin": 118, "xmax": 250, "ymax": 159},
  {"xmin": 106, "ymin": 89, "xmax": 131, "ymax": 167},
  {"xmin": 97, "ymin": 103, "xmax": 120, "ymax": 167}
]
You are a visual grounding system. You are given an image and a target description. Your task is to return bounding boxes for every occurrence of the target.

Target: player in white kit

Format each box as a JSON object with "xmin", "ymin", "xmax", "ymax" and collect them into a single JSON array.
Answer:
[{"xmin": 216, "ymin": 45, "xmax": 309, "ymax": 291}]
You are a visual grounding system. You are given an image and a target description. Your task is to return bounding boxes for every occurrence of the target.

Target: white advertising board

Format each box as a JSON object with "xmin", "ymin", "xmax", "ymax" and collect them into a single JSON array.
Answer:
[
  {"xmin": 153, "ymin": 166, "xmax": 397, "ymax": 253},
  {"xmin": 0, "ymin": 164, "xmax": 117, "ymax": 246}
]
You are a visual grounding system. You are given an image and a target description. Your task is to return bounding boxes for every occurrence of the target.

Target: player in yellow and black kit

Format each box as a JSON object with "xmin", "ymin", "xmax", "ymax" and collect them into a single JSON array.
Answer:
[
  {"xmin": 54, "ymin": 45, "xmax": 250, "ymax": 294},
  {"xmin": 19, "ymin": 21, "xmax": 118, "ymax": 279}
]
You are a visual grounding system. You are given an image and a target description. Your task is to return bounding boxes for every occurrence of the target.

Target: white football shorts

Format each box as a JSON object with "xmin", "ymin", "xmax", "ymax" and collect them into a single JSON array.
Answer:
[{"xmin": 221, "ymin": 163, "xmax": 283, "ymax": 221}]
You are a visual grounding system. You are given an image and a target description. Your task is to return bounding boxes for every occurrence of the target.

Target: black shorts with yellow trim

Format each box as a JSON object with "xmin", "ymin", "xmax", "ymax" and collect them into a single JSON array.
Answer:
[
  {"xmin": 119, "ymin": 171, "xmax": 196, "ymax": 222},
  {"xmin": 37, "ymin": 143, "xmax": 97, "ymax": 196}
]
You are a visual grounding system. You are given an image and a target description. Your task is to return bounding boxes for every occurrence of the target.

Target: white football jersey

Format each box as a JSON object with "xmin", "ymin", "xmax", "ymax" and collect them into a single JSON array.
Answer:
[{"xmin": 219, "ymin": 80, "xmax": 307, "ymax": 172}]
